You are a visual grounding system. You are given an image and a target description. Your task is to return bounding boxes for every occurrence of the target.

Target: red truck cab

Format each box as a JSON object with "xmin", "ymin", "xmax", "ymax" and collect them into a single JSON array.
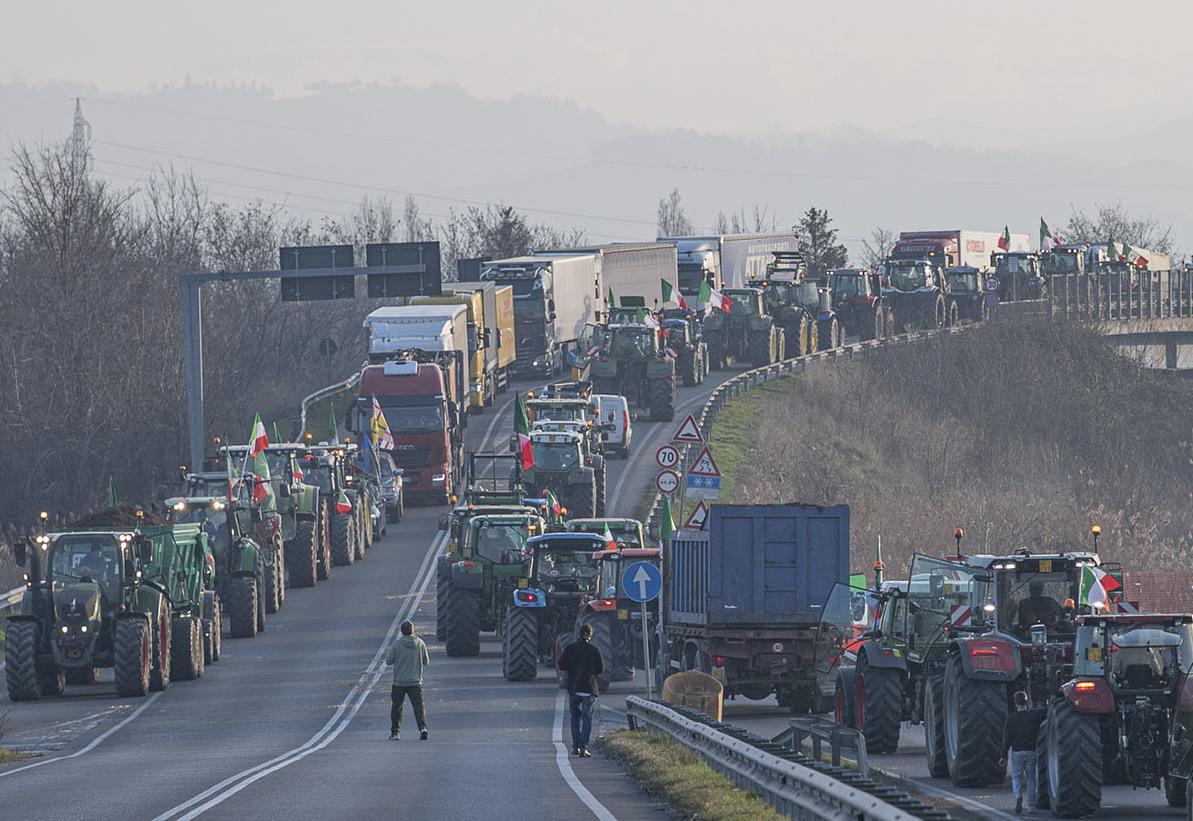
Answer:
[{"xmin": 359, "ymin": 362, "xmax": 460, "ymax": 504}]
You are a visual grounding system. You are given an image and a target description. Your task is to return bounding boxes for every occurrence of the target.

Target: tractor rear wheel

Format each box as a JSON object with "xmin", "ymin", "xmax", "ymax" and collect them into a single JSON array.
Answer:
[
  {"xmin": 38, "ymin": 665, "xmax": 65, "ymax": 696},
  {"xmin": 287, "ymin": 519, "xmax": 318, "ymax": 588},
  {"xmin": 857, "ymin": 306, "xmax": 877, "ymax": 340},
  {"xmin": 923, "ymin": 673, "xmax": 949, "ymax": 777},
  {"xmin": 584, "ymin": 614, "xmax": 628, "ymax": 687},
  {"xmin": 503, "ymin": 607, "xmax": 539, "ymax": 682},
  {"xmin": 834, "ymin": 667, "xmax": 857, "ymax": 729},
  {"xmin": 263, "ymin": 547, "xmax": 281, "ymax": 614},
  {"xmin": 226, "ymin": 576, "xmax": 258, "ymax": 638},
  {"xmin": 748, "ymin": 329, "xmax": 771, "ymax": 366},
  {"xmin": 4, "ymin": 620, "xmax": 41, "ymax": 701},
  {"xmin": 704, "ymin": 331, "xmax": 725, "ymax": 370},
  {"xmin": 647, "ymin": 372, "xmax": 676, "ymax": 421},
  {"xmin": 435, "ymin": 558, "xmax": 450, "ymax": 642},
  {"xmin": 818, "ymin": 317, "xmax": 841, "ymax": 351},
  {"xmin": 444, "ymin": 579, "xmax": 481, "ymax": 657},
  {"xmin": 113, "ymin": 618, "xmax": 151, "ymax": 697},
  {"xmin": 1165, "ymin": 776, "xmax": 1187, "ymax": 808},
  {"xmin": 205, "ymin": 598, "xmax": 222, "ymax": 663},
  {"xmin": 943, "ymin": 652, "xmax": 1005, "ymax": 786},
  {"xmin": 65, "ymin": 666, "xmax": 100, "ymax": 685},
  {"xmin": 149, "ymin": 606, "xmax": 172, "ymax": 692},
  {"xmin": 594, "ymin": 457, "xmax": 607, "ymax": 517},
  {"xmin": 946, "ymin": 300, "xmax": 959, "ymax": 327},
  {"xmin": 569, "ymin": 482, "xmax": 596, "ymax": 518},
  {"xmin": 354, "ymin": 502, "xmax": 368, "ymax": 560},
  {"xmin": 171, "ymin": 617, "xmax": 204, "ymax": 681},
  {"xmin": 330, "ymin": 512, "xmax": 355, "ymax": 566},
  {"xmin": 856, "ymin": 660, "xmax": 901, "ymax": 754},
  {"xmin": 1046, "ymin": 696, "xmax": 1102, "ymax": 817}
]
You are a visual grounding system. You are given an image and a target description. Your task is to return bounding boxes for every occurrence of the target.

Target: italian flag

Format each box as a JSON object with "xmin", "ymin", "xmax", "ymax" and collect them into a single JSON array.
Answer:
[
  {"xmin": 661, "ymin": 279, "xmax": 688, "ymax": 310},
  {"xmin": 660, "ymin": 496, "xmax": 675, "ymax": 545},
  {"xmin": 515, "ymin": 394, "xmax": 534, "ymax": 470},
  {"xmin": 603, "ymin": 523, "xmax": 617, "ymax": 552},
  {"xmin": 246, "ymin": 413, "xmax": 273, "ymax": 506},
  {"xmin": 1040, "ymin": 218, "xmax": 1059, "ymax": 252},
  {"xmin": 1122, "ymin": 243, "xmax": 1147, "ymax": 268},
  {"xmin": 1080, "ymin": 564, "xmax": 1122, "ymax": 609},
  {"xmin": 335, "ymin": 489, "xmax": 352, "ymax": 514},
  {"xmin": 250, "ymin": 413, "xmax": 269, "ymax": 457},
  {"xmin": 699, "ymin": 280, "xmax": 731, "ymax": 313},
  {"xmin": 997, "ymin": 225, "xmax": 1011, "ymax": 251},
  {"xmin": 544, "ymin": 488, "xmax": 562, "ymax": 516}
]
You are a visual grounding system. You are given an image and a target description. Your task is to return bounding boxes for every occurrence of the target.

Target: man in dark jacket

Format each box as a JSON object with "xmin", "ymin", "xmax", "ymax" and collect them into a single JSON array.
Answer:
[
  {"xmin": 558, "ymin": 623, "xmax": 604, "ymax": 757},
  {"xmin": 999, "ymin": 691, "xmax": 1046, "ymax": 814}
]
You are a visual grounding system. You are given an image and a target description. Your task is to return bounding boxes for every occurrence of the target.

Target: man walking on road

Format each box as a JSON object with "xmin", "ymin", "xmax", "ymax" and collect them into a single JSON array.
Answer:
[
  {"xmin": 384, "ymin": 620, "xmax": 429, "ymax": 741},
  {"xmin": 558, "ymin": 623, "xmax": 603, "ymax": 758},
  {"xmin": 1000, "ymin": 691, "xmax": 1046, "ymax": 814}
]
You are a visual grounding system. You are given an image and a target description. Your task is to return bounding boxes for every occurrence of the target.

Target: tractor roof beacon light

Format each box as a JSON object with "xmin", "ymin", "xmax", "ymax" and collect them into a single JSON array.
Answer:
[
  {"xmin": 1091, "ymin": 524, "xmax": 1101, "ymax": 551},
  {"xmin": 954, "ymin": 527, "xmax": 964, "ymax": 559}
]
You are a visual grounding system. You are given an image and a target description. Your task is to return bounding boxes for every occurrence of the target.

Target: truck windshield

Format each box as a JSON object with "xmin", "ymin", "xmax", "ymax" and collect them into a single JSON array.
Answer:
[
  {"xmin": 830, "ymin": 276, "xmax": 865, "ymax": 297},
  {"xmin": 51, "ymin": 536, "xmax": 120, "ymax": 594},
  {"xmin": 887, "ymin": 263, "xmax": 929, "ymax": 291},
  {"xmin": 530, "ymin": 442, "xmax": 581, "ymax": 470},
  {"xmin": 376, "ymin": 402, "xmax": 444, "ymax": 433},
  {"xmin": 677, "ymin": 263, "xmax": 706, "ymax": 295}
]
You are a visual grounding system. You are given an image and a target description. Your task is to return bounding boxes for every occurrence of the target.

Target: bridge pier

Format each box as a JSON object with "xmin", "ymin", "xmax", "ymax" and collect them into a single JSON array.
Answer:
[{"xmin": 1167, "ymin": 341, "xmax": 1179, "ymax": 370}]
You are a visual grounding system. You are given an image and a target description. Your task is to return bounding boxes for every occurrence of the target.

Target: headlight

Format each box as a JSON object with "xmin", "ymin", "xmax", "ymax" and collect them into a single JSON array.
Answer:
[
  {"xmin": 61, "ymin": 625, "xmax": 69, "ymax": 633},
  {"xmin": 80, "ymin": 624, "xmax": 88, "ymax": 633},
  {"xmin": 432, "ymin": 474, "xmax": 447, "ymax": 484}
]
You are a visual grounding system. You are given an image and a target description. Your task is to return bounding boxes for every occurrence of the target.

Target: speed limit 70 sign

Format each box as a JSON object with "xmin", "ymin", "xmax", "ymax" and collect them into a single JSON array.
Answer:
[{"xmin": 655, "ymin": 445, "xmax": 680, "ymax": 470}]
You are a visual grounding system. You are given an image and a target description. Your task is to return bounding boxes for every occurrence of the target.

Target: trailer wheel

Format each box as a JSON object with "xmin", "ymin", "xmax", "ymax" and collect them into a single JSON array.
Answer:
[
  {"xmin": 4, "ymin": 620, "xmax": 42, "ymax": 701},
  {"xmin": 113, "ymin": 618, "xmax": 151, "ymax": 697},
  {"xmin": 206, "ymin": 598, "xmax": 222, "ymax": 663},
  {"xmin": 503, "ymin": 607, "xmax": 539, "ymax": 682},
  {"xmin": 149, "ymin": 604, "xmax": 172, "ymax": 692},
  {"xmin": 330, "ymin": 512, "xmax": 355, "ymax": 566},
  {"xmin": 1046, "ymin": 696, "xmax": 1102, "ymax": 817},
  {"xmin": 263, "ymin": 544, "xmax": 282, "ymax": 614},
  {"xmin": 856, "ymin": 660, "xmax": 901, "ymax": 754},
  {"xmin": 287, "ymin": 518, "xmax": 318, "ymax": 588},
  {"xmin": 923, "ymin": 673, "xmax": 949, "ymax": 777},
  {"xmin": 444, "ymin": 579, "xmax": 481, "ymax": 657},
  {"xmin": 834, "ymin": 667, "xmax": 857, "ymax": 729},
  {"xmin": 226, "ymin": 576, "xmax": 258, "ymax": 638},
  {"xmin": 171, "ymin": 617, "xmax": 203, "ymax": 681},
  {"xmin": 943, "ymin": 652, "xmax": 1005, "ymax": 786}
]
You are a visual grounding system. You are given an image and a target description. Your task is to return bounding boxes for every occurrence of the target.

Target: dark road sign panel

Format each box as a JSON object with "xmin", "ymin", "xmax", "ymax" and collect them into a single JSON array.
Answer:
[
  {"xmin": 366, "ymin": 242, "xmax": 442, "ymax": 297},
  {"xmin": 280, "ymin": 245, "xmax": 355, "ymax": 301}
]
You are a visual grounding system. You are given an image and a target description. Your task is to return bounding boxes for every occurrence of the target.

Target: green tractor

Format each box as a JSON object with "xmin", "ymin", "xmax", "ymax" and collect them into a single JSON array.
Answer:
[
  {"xmin": 702, "ymin": 288, "xmax": 782, "ymax": 369},
  {"xmin": 5, "ymin": 515, "xmax": 217, "ymax": 700},
  {"xmin": 564, "ymin": 517, "xmax": 646, "ymax": 548},
  {"xmin": 660, "ymin": 308, "xmax": 709, "ymax": 386},
  {"xmin": 755, "ymin": 251, "xmax": 843, "ymax": 355},
  {"xmin": 520, "ymin": 430, "xmax": 602, "ymax": 519},
  {"xmin": 441, "ymin": 511, "xmax": 545, "ymax": 657},
  {"xmin": 304, "ymin": 446, "xmax": 363, "ymax": 566},
  {"xmin": 583, "ymin": 322, "xmax": 676, "ymax": 421}
]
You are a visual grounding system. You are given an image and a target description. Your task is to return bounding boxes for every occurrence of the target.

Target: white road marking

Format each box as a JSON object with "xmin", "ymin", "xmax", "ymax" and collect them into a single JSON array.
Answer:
[
  {"xmin": 0, "ymin": 693, "xmax": 162, "ymax": 778},
  {"xmin": 150, "ymin": 528, "xmax": 446, "ymax": 821},
  {"xmin": 552, "ymin": 691, "xmax": 618, "ymax": 821},
  {"xmin": 608, "ymin": 390, "xmax": 713, "ymax": 513}
]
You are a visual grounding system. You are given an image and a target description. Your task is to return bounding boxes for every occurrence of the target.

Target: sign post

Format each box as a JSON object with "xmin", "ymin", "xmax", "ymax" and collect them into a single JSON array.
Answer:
[{"xmin": 622, "ymin": 560, "xmax": 663, "ymax": 698}]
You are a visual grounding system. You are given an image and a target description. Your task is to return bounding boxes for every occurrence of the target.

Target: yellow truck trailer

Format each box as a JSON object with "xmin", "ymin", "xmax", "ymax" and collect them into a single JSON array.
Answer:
[{"xmin": 413, "ymin": 283, "xmax": 516, "ymax": 410}]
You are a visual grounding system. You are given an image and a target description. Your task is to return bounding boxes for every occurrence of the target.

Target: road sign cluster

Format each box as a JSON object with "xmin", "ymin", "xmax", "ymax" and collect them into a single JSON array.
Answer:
[{"xmin": 652, "ymin": 415, "xmax": 719, "ymax": 529}]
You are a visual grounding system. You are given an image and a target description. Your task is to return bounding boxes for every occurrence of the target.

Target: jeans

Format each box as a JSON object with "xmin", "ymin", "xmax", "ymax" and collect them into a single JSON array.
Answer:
[
  {"xmin": 1010, "ymin": 750, "xmax": 1038, "ymax": 807},
  {"xmin": 391, "ymin": 684, "xmax": 427, "ymax": 734},
  {"xmin": 570, "ymin": 694, "xmax": 596, "ymax": 750}
]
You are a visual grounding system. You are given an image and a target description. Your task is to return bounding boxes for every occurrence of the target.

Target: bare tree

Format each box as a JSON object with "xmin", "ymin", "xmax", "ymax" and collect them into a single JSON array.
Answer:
[
  {"xmin": 402, "ymin": 195, "xmax": 434, "ymax": 242},
  {"xmin": 1065, "ymin": 203, "xmax": 1175, "ymax": 255},
  {"xmin": 859, "ymin": 227, "xmax": 896, "ymax": 270},
  {"xmin": 656, "ymin": 188, "xmax": 692, "ymax": 237}
]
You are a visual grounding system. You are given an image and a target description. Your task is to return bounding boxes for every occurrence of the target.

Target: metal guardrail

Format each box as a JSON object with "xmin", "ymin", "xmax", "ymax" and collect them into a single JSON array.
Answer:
[
  {"xmin": 297, "ymin": 372, "xmax": 361, "ymax": 441},
  {"xmin": 1049, "ymin": 269, "xmax": 1193, "ymax": 321},
  {"xmin": 625, "ymin": 696, "xmax": 944, "ymax": 820},
  {"xmin": 2, "ymin": 585, "xmax": 21, "ymax": 613},
  {"xmin": 777, "ymin": 715, "xmax": 870, "ymax": 776}
]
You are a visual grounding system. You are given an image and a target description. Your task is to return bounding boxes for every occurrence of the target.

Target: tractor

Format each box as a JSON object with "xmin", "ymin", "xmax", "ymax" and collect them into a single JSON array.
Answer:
[
  {"xmin": 701, "ymin": 287, "xmax": 782, "ymax": 368},
  {"xmin": 755, "ymin": 251, "xmax": 841, "ymax": 355},
  {"xmin": 519, "ymin": 431, "xmax": 602, "ymax": 519},
  {"xmin": 827, "ymin": 268, "xmax": 892, "ymax": 340},
  {"xmin": 501, "ymin": 532, "xmax": 605, "ymax": 682},
  {"xmin": 304, "ymin": 446, "xmax": 363, "ymax": 566},
  {"xmin": 991, "ymin": 251, "xmax": 1047, "ymax": 303},
  {"xmin": 583, "ymin": 321, "xmax": 676, "ymax": 421},
  {"xmin": 564, "ymin": 517, "xmax": 646, "ymax": 549},
  {"xmin": 576, "ymin": 546, "xmax": 662, "ymax": 688},
  {"xmin": 441, "ymin": 511, "xmax": 545, "ymax": 657},
  {"xmin": 1038, "ymin": 614, "xmax": 1193, "ymax": 817},
  {"xmin": 881, "ymin": 257, "xmax": 958, "ymax": 332},
  {"xmin": 944, "ymin": 266, "xmax": 993, "ymax": 322},
  {"xmin": 660, "ymin": 307, "xmax": 709, "ymax": 386}
]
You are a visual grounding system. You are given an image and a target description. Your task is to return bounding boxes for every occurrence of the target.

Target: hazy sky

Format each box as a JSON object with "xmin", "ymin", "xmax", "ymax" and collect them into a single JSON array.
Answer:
[{"xmin": 5, "ymin": 1, "xmax": 1192, "ymax": 146}]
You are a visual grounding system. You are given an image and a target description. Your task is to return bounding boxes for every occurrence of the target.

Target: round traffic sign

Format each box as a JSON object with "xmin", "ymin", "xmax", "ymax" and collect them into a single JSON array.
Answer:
[
  {"xmin": 621, "ymin": 560, "xmax": 663, "ymax": 603},
  {"xmin": 655, "ymin": 445, "xmax": 680, "ymax": 470},
  {"xmin": 984, "ymin": 276, "xmax": 1000, "ymax": 293},
  {"xmin": 983, "ymin": 292, "xmax": 1000, "ymax": 307},
  {"xmin": 655, "ymin": 469, "xmax": 680, "ymax": 494}
]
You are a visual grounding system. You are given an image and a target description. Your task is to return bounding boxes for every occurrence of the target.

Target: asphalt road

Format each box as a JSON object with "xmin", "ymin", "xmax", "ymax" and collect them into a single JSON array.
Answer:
[{"xmin": 0, "ymin": 371, "xmax": 731, "ymax": 819}]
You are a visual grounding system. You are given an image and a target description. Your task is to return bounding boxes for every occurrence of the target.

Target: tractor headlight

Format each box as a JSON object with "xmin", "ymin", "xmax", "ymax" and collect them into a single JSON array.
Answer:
[
  {"xmin": 80, "ymin": 624, "xmax": 88, "ymax": 633},
  {"xmin": 61, "ymin": 625, "xmax": 69, "ymax": 633}
]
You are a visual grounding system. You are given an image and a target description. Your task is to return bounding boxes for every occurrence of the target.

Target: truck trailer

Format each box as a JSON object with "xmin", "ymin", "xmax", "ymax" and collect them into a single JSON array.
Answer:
[
  {"xmin": 451, "ymin": 281, "xmax": 517, "ymax": 400},
  {"xmin": 662, "ymin": 503, "xmax": 850, "ymax": 713},
  {"xmin": 541, "ymin": 242, "xmax": 679, "ymax": 308},
  {"xmin": 659, "ymin": 233, "xmax": 801, "ymax": 300},
  {"xmin": 891, "ymin": 230, "xmax": 1026, "ymax": 272}
]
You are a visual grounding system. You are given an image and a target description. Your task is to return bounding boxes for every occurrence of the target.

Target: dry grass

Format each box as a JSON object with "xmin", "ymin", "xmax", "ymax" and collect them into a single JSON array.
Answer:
[{"xmin": 600, "ymin": 730, "xmax": 783, "ymax": 821}]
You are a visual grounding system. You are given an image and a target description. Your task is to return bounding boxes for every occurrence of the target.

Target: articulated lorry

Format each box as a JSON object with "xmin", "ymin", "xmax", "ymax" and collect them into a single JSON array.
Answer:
[
  {"xmin": 360, "ymin": 305, "xmax": 469, "ymax": 503},
  {"xmin": 662, "ymin": 503, "xmax": 850, "ymax": 713},
  {"xmin": 659, "ymin": 233, "xmax": 801, "ymax": 301},
  {"xmin": 542, "ymin": 242, "xmax": 678, "ymax": 307},
  {"xmin": 889, "ymin": 230, "xmax": 1026, "ymax": 273}
]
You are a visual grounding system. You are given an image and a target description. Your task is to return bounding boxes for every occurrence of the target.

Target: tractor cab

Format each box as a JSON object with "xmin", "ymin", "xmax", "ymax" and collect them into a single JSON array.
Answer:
[
  {"xmin": 521, "ymin": 533, "xmax": 604, "ymax": 599},
  {"xmin": 990, "ymin": 251, "xmax": 1044, "ymax": 301},
  {"xmin": 946, "ymin": 266, "xmax": 982, "ymax": 295},
  {"xmin": 883, "ymin": 259, "xmax": 937, "ymax": 293},
  {"xmin": 1072, "ymin": 614, "xmax": 1193, "ymax": 695},
  {"xmin": 184, "ymin": 471, "xmax": 232, "ymax": 499},
  {"xmin": 463, "ymin": 452, "xmax": 524, "ymax": 506},
  {"xmin": 566, "ymin": 517, "xmax": 646, "ymax": 550},
  {"xmin": 828, "ymin": 268, "xmax": 880, "ymax": 304},
  {"xmin": 1040, "ymin": 244, "xmax": 1086, "ymax": 276},
  {"xmin": 165, "ymin": 497, "xmax": 237, "ymax": 553},
  {"xmin": 526, "ymin": 395, "xmax": 592, "ymax": 425}
]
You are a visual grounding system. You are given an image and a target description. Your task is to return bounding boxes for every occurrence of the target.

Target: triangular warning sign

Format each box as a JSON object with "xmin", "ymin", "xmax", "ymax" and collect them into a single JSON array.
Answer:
[
  {"xmin": 683, "ymin": 501, "xmax": 709, "ymax": 530},
  {"xmin": 672, "ymin": 414, "xmax": 703, "ymax": 444},
  {"xmin": 688, "ymin": 446, "xmax": 720, "ymax": 477}
]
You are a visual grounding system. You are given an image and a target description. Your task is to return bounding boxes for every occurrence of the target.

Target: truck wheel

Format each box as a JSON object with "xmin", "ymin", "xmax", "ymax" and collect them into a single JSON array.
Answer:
[
  {"xmin": 568, "ymin": 483, "xmax": 596, "ymax": 518},
  {"xmin": 834, "ymin": 667, "xmax": 857, "ymax": 729},
  {"xmin": 856, "ymin": 660, "xmax": 901, "ymax": 754},
  {"xmin": 1046, "ymin": 696, "xmax": 1102, "ymax": 817},
  {"xmin": 436, "ymin": 558, "xmax": 450, "ymax": 642},
  {"xmin": 171, "ymin": 617, "xmax": 203, "ymax": 681},
  {"xmin": 923, "ymin": 674, "xmax": 949, "ymax": 777},
  {"xmin": 287, "ymin": 519, "xmax": 318, "ymax": 588},
  {"xmin": 113, "ymin": 618, "xmax": 151, "ymax": 697},
  {"xmin": 4, "ymin": 620, "xmax": 42, "ymax": 701},
  {"xmin": 226, "ymin": 576, "xmax": 258, "ymax": 638},
  {"xmin": 649, "ymin": 371, "xmax": 676, "ymax": 422},
  {"xmin": 943, "ymin": 652, "xmax": 1005, "ymax": 786},
  {"xmin": 503, "ymin": 607, "xmax": 539, "ymax": 682},
  {"xmin": 263, "ymin": 549, "xmax": 281, "ymax": 614},
  {"xmin": 1166, "ymin": 777, "xmax": 1187, "ymax": 808},
  {"xmin": 818, "ymin": 318, "xmax": 840, "ymax": 351},
  {"xmin": 65, "ymin": 666, "xmax": 100, "ymax": 685},
  {"xmin": 444, "ymin": 580, "xmax": 481, "ymax": 657},
  {"xmin": 330, "ymin": 512, "xmax": 355, "ymax": 566},
  {"xmin": 149, "ymin": 605, "xmax": 172, "ymax": 692}
]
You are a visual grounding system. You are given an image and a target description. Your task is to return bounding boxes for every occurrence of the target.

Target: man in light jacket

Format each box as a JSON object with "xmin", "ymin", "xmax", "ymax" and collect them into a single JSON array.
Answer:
[{"xmin": 385, "ymin": 620, "xmax": 430, "ymax": 740}]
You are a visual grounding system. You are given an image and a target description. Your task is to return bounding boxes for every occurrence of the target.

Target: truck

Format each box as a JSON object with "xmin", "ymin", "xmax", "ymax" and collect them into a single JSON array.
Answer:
[
  {"xmin": 482, "ymin": 254, "xmax": 600, "ymax": 377},
  {"xmin": 454, "ymin": 281, "xmax": 516, "ymax": 396},
  {"xmin": 892, "ymin": 230, "xmax": 1027, "ymax": 272},
  {"xmin": 658, "ymin": 233, "xmax": 801, "ymax": 303},
  {"xmin": 662, "ymin": 503, "xmax": 850, "ymax": 713},
  {"xmin": 542, "ymin": 243, "xmax": 678, "ymax": 308}
]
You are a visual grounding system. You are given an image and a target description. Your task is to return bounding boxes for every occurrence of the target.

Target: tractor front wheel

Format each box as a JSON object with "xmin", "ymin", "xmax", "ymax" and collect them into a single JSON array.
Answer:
[
  {"xmin": 503, "ymin": 607, "xmax": 539, "ymax": 682},
  {"xmin": 330, "ymin": 512, "xmax": 355, "ymax": 566},
  {"xmin": 287, "ymin": 519, "xmax": 318, "ymax": 588},
  {"xmin": 113, "ymin": 618, "xmax": 151, "ymax": 697},
  {"xmin": 923, "ymin": 673, "xmax": 949, "ymax": 777},
  {"xmin": 856, "ymin": 659, "xmax": 901, "ymax": 754},
  {"xmin": 226, "ymin": 575, "xmax": 258, "ymax": 638},
  {"xmin": 834, "ymin": 667, "xmax": 857, "ymax": 729},
  {"xmin": 4, "ymin": 620, "xmax": 42, "ymax": 701}
]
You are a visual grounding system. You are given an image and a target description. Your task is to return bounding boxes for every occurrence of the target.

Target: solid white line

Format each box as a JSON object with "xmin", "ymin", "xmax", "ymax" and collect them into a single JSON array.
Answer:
[
  {"xmin": 150, "ymin": 529, "xmax": 446, "ymax": 821},
  {"xmin": 608, "ymin": 389, "xmax": 712, "ymax": 513},
  {"xmin": 552, "ymin": 691, "xmax": 618, "ymax": 821},
  {"xmin": 0, "ymin": 692, "xmax": 163, "ymax": 778}
]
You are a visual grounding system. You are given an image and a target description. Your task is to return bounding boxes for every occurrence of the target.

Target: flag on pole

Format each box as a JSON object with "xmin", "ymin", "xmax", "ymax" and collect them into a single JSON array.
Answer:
[
  {"xmin": 700, "ymin": 281, "xmax": 731, "ymax": 313},
  {"xmin": 1039, "ymin": 218, "xmax": 1059, "ymax": 252},
  {"xmin": 643, "ymin": 312, "xmax": 660, "ymax": 330},
  {"xmin": 1122, "ymin": 242, "xmax": 1147, "ymax": 268},
  {"xmin": 328, "ymin": 404, "xmax": 339, "ymax": 443},
  {"xmin": 544, "ymin": 489, "xmax": 562, "ymax": 517},
  {"xmin": 245, "ymin": 414, "xmax": 273, "ymax": 507},
  {"xmin": 515, "ymin": 393, "xmax": 534, "ymax": 470},
  {"xmin": 334, "ymin": 488, "xmax": 353, "ymax": 514},
  {"xmin": 272, "ymin": 421, "xmax": 282, "ymax": 444},
  {"xmin": 660, "ymin": 496, "xmax": 675, "ymax": 546},
  {"xmin": 997, "ymin": 225, "xmax": 1011, "ymax": 251},
  {"xmin": 602, "ymin": 523, "xmax": 617, "ymax": 552},
  {"xmin": 250, "ymin": 413, "xmax": 269, "ymax": 457},
  {"xmin": 1080, "ymin": 564, "xmax": 1122, "ymax": 609},
  {"xmin": 774, "ymin": 490, "xmax": 784, "ymax": 504},
  {"xmin": 370, "ymin": 395, "xmax": 395, "ymax": 451},
  {"xmin": 1106, "ymin": 240, "xmax": 1120, "ymax": 262},
  {"xmin": 661, "ymin": 279, "xmax": 688, "ymax": 310},
  {"xmin": 105, "ymin": 477, "xmax": 119, "ymax": 508}
]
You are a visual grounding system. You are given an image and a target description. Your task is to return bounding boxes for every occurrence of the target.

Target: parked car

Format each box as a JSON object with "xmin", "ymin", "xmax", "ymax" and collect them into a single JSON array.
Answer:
[
  {"xmin": 590, "ymin": 394, "xmax": 632, "ymax": 458},
  {"xmin": 376, "ymin": 451, "xmax": 405, "ymax": 523}
]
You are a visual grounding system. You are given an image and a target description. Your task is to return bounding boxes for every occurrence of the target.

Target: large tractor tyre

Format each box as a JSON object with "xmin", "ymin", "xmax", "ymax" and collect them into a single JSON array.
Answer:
[
  {"xmin": 583, "ymin": 614, "xmax": 628, "ymax": 686},
  {"xmin": 704, "ymin": 331, "xmax": 725, "ymax": 370},
  {"xmin": 4, "ymin": 620, "xmax": 42, "ymax": 701},
  {"xmin": 748, "ymin": 329, "xmax": 772, "ymax": 366},
  {"xmin": 263, "ymin": 549, "xmax": 281, "ymax": 615},
  {"xmin": 435, "ymin": 559, "xmax": 450, "ymax": 642},
  {"xmin": 946, "ymin": 300, "xmax": 960, "ymax": 328},
  {"xmin": 1166, "ymin": 776, "xmax": 1188, "ymax": 809},
  {"xmin": 856, "ymin": 662, "xmax": 902, "ymax": 754},
  {"xmin": 330, "ymin": 512, "xmax": 355, "ymax": 567},
  {"xmin": 354, "ymin": 504, "xmax": 368, "ymax": 560},
  {"xmin": 594, "ymin": 458, "xmax": 607, "ymax": 517},
  {"xmin": 647, "ymin": 372, "xmax": 676, "ymax": 421},
  {"xmin": 38, "ymin": 665, "xmax": 65, "ymax": 697},
  {"xmin": 891, "ymin": 306, "xmax": 907, "ymax": 335},
  {"xmin": 113, "ymin": 618, "xmax": 152, "ymax": 697},
  {"xmin": 834, "ymin": 667, "xmax": 857, "ymax": 729},
  {"xmin": 923, "ymin": 674, "xmax": 949, "ymax": 778},
  {"xmin": 1045, "ymin": 697, "xmax": 1102, "ymax": 817},
  {"xmin": 149, "ymin": 606, "xmax": 173, "ymax": 692},
  {"xmin": 171, "ymin": 617, "xmax": 204, "ymax": 682},
  {"xmin": 225, "ymin": 576, "xmax": 259, "ymax": 638},
  {"xmin": 680, "ymin": 354, "xmax": 698, "ymax": 387},
  {"xmin": 318, "ymin": 501, "xmax": 332, "ymax": 578},
  {"xmin": 804, "ymin": 317, "xmax": 819, "ymax": 355},
  {"xmin": 502, "ymin": 607, "xmax": 539, "ymax": 682},
  {"xmin": 1035, "ymin": 724, "xmax": 1051, "ymax": 810},
  {"xmin": 942, "ymin": 652, "xmax": 1006, "ymax": 787},
  {"xmin": 857, "ymin": 306, "xmax": 878, "ymax": 340},
  {"xmin": 444, "ymin": 582, "xmax": 481, "ymax": 657},
  {"xmin": 204, "ymin": 599, "xmax": 222, "ymax": 664},
  {"xmin": 287, "ymin": 519, "xmax": 318, "ymax": 588},
  {"xmin": 65, "ymin": 666, "xmax": 100, "ymax": 686},
  {"xmin": 569, "ymin": 483, "xmax": 596, "ymax": 519},
  {"xmin": 274, "ymin": 544, "xmax": 286, "ymax": 608},
  {"xmin": 818, "ymin": 317, "xmax": 841, "ymax": 352},
  {"xmin": 923, "ymin": 294, "xmax": 945, "ymax": 329}
]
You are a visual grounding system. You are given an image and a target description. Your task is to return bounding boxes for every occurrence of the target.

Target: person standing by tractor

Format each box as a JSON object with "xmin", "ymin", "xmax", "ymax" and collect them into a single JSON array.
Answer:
[
  {"xmin": 385, "ymin": 620, "xmax": 430, "ymax": 741},
  {"xmin": 558, "ymin": 623, "xmax": 604, "ymax": 757},
  {"xmin": 1000, "ymin": 691, "xmax": 1045, "ymax": 814}
]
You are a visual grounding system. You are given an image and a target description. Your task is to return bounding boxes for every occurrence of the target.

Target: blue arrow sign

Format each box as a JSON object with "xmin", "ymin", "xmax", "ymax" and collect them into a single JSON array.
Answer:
[{"xmin": 622, "ymin": 560, "xmax": 662, "ymax": 603}]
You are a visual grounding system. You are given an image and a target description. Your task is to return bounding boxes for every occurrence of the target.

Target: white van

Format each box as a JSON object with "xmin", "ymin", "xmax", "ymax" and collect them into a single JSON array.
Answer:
[{"xmin": 590, "ymin": 394, "xmax": 632, "ymax": 458}]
